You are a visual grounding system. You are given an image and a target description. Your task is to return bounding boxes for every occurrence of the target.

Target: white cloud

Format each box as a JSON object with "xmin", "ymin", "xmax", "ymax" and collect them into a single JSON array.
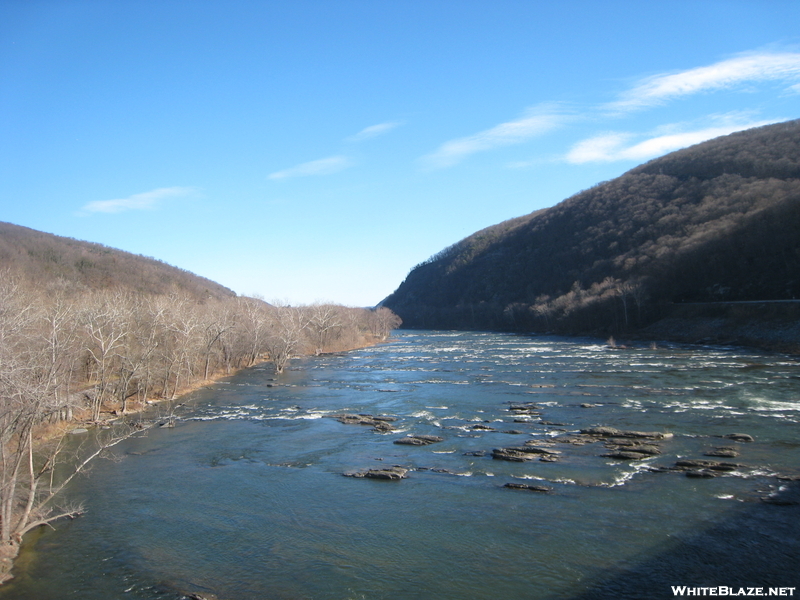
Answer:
[
  {"xmin": 421, "ymin": 106, "xmax": 566, "ymax": 169},
  {"xmin": 80, "ymin": 186, "xmax": 196, "ymax": 214},
  {"xmin": 608, "ymin": 52, "xmax": 800, "ymax": 113},
  {"xmin": 268, "ymin": 155, "xmax": 353, "ymax": 180},
  {"xmin": 347, "ymin": 121, "xmax": 401, "ymax": 142},
  {"xmin": 566, "ymin": 132, "xmax": 634, "ymax": 164},
  {"xmin": 566, "ymin": 120, "xmax": 777, "ymax": 164}
]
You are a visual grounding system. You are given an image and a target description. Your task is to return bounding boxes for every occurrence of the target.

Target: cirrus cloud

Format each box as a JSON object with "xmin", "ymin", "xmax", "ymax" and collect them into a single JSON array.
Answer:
[
  {"xmin": 80, "ymin": 186, "xmax": 196, "ymax": 214},
  {"xmin": 607, "ymin": 51, "xmax": 800, "ymax": 113},
  {"xmin": 268, "ymin": 155, "xmax": 354, "ymax": 180},
  {"xmin": 566, "ymin": 119, "xmax": 777, "ymax": 164},
  {"xmin": 346, "ymin": 121, "xmax": 402, "ymax": 142},
  {"xmin": 420, "ymin": 105, "xmax": 568, "ymax": 169}
]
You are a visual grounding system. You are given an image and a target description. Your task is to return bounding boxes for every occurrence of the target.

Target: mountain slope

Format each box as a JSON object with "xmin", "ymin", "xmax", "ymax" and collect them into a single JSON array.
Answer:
[
  {"xmin": 0, "ymin": 221, "xmax": 235, "ymax": 301},
  {"xmin": 383, "ymin": 120, "xmax": 800, "ymax": 339}
]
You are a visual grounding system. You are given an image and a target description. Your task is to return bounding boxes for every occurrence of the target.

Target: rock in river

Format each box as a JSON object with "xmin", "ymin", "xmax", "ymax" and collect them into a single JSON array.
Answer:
[
  {"xmin": 674, "ymin": 459, "xmax": 740, "ymax": 472},
  {"xmin": 580, "ymin": 426, "xmax": 673, "ymax": 440},
  {"xmin": 492, "ymin": 446, "xmax": 561, "ymax": 462},
  {"xmin": 394, "ymin": 434, "xmax": 444, "ymax": 446},
  {"xmin": 724, "ymin": 433, "xmax": 754, "ymax": 442},
  {"xmin": 330, "ymin": 413, "xmax": 397, "ymax": 432},
  {"xmin": 504, "ymin": 482, "xmax": 552, "ymax": 493},
  {"xmin": 343, "ymin": 466, "xmax": 409, "ymax": 480},
  {"xmin": 704, "ymin": 447, "xmax": 740, "ymax": 458}
]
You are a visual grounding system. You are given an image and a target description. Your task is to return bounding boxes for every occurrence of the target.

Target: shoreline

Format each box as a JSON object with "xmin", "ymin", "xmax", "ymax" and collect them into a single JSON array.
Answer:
[{"xmin": 6, "ymin": 338, "xmax": 386, "ymax": 585}]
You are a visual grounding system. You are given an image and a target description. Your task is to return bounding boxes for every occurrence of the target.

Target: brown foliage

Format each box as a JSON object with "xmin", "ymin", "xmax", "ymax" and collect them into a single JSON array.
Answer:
[{"xmin": 384, "ymin": 119, "xmax": 800, "ymax": 335}]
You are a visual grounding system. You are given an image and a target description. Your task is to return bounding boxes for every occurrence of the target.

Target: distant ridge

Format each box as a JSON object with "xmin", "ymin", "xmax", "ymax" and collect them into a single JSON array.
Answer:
[
  {"xmin": 0, "ymin": 221, "xmax": 235, "ymax": 300},
  {"xmin": 383, "ymin": 119, "xmax": 800, "ymax": 348}
]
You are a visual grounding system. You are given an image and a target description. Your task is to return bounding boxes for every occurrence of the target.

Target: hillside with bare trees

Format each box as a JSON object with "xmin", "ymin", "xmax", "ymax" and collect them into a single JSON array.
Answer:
[
  {"xmin": 383, "ymin": 119, "xmax": 800, "ymax": 348},
  {"xmin": 0, "ymin": 222, "xmax": 236, "ymax": 301},
  {"xmin": 0, "ymin": 228, "xmax": 401, "ymax": 580}
]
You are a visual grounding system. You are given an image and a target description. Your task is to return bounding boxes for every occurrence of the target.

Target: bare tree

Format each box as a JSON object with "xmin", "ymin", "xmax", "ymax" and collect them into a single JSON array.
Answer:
[
  {"xmin": 235, "ymin": 297, "xmax": 269, "ymax": 365},
  {"xmin": 81, "ymin": 291, "xmax": 130, "ymax": 421},
  {"xmin": 307, "ymin": 303, "xmax": 343, "ymax": 355},
  {"xmin": 264, "ymin": 305, "xmax": 308, "ymax": 373},
  {"xmin": 0, "ymin": 277, "xmax": 141, "ymax": 580},
  {"xmin": 371, "ymin": 307, "xmax": 402, "ymax": 341}
]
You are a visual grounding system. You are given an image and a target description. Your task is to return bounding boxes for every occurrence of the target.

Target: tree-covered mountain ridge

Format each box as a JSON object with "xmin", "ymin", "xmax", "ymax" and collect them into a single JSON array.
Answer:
[
  {"xmin": 383, "ymin": 119, "xmax": 800, "ymax": 349},
  {"xmin": 0, "ymin": 221, "xmax": 236, "ymax": 301}
]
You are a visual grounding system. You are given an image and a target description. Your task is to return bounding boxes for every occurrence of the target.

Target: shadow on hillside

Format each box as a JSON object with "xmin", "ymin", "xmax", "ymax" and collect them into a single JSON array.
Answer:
[{"xmin": 565, "ymin": 480, "xmax": 800, "ymax": 600}]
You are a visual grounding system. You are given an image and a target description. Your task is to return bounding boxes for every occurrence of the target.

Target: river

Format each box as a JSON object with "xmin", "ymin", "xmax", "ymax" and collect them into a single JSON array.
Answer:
[{"xmin": 2, "ymin": 331, "xmax": 799, "ymax": 599}]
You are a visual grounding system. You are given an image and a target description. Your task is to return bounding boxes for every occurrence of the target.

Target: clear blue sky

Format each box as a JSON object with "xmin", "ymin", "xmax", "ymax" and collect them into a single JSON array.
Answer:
[{"xmin": 2, "ymin": 1, "xmax": 799, "ymax": 306}]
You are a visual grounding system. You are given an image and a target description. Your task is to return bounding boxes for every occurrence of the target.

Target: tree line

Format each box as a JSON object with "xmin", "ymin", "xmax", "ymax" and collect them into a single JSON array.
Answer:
[{"xmin": 0, "ymin": 273, "xmax": 400, "ymax": 576}]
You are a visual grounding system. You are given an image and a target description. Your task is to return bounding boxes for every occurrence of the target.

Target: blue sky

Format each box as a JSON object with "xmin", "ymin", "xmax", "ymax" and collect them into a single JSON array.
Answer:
[{"xmin": 2, "ymin": 1, "xmax": 799, "ymax": 306}]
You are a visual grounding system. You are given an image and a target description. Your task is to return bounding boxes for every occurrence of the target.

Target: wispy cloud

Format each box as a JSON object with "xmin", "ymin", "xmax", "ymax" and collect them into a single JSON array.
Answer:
[
  {"xmin": 607, "ymin": 52, "xmax": 800, "ymax": 113},
  {"xmin": 268, "ymin": 155, "xmax": 354, "ymax": 180},
  {"xmin": 347, "ymin": 121, "xmax": 401, "ymax": 142},
  {"xmin": 420, "ymin": 106, "xmax": 567, "ymax": 169},
  {"xmin": 80, "ymin": 186, "xmax": 196, "ymax": 214},
  {"xmin": 566, "ymin": 119, "xmax": 777, "ymax": 164}
]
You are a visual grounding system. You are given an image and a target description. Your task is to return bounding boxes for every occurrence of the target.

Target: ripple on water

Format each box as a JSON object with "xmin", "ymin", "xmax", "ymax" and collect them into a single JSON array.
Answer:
[{"xmin": 10, "ymin": 331, "xmax": 800, "ymax": 600}]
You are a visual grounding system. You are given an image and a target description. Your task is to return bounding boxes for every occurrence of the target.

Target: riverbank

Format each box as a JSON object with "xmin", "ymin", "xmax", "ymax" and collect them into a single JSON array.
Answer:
[
  {"xmin": 4, "ymin": 338, "xmax": 387, "ymax": 585},
  {"xmin": 3, "ymin": 330, "xmax": 797, "ymax": 599},
  {"xmin": 639, "ymin": 302, "xmax": 800, "ymax": 355}
]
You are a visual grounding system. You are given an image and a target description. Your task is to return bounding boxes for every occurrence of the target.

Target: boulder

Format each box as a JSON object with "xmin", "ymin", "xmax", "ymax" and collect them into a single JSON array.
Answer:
[
  {"xmin": 343, "ymin": 466, "xmax": 408, "ymax": 480},
  {"xmin": 553, "ymin": 435, "xmax": 598, "ymax": 446},
  {"xmin": 724, "ymin": 433, "xmax": 754, "ymax": 442},
  {"xmin": 507, "ymin": 402, "xmax": 540, "ymax": 411},
  {"xmin": 330, "ymin": 413, "xmax": 397, "ymax": 432},
  {"xmin": 393, "ymin": 434, "xmax": 443, "ymax": 446},
  {"xmin": 504, "ymin": 482, "xmax": 552, "ymax": 492},
  {"xmin": 685, "ymin": 470, "xmax": 717, "ymax": 478},
  {"xmin": 463, "ymin": 450, "xmax": 487, "ymax": 457},
  {"xmin": 602, "ymin": 451, "xmax": 653, "ymax": 460},
  {"xmin": 580, "ymin": 427, "xmax": 673, "ymax": 440},
  {"xmin": 603, "ymin": 443, "xmax": 662, "ymax": 456},
  {"xmin": 491, "ymin": 448, "xmax": 536, "ymax": 462},
  {"xmin": 704, "ymin": 447, "xmax": 740, "ymax": 458},
  {"xmin": 675, "ymin": 459, "xmax": 740, "ymax": 471},
  {"xmin": 492, "ymin": 446, "xmax": 561, "ymax": 461}
]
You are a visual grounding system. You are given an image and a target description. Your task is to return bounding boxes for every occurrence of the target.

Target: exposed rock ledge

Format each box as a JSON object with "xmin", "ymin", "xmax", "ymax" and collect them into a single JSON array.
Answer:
[
  {"xmin": 343, "ymin": 466, "xmax": 409, "ymax": 480},
  {"xmin": 394, "ymin": 434, "xmax": 444, "ymax": 446}
]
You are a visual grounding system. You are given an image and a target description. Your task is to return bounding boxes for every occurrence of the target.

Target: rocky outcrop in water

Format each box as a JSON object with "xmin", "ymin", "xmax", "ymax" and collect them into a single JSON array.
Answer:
[
  {"xmin": 601, "ymin": 441, "xmax": 662, "ymax": 459},
  {"xmin": 724, "ymin": 433, "xmax": 754, "ymax": 442},
  {"xmin": 704, "ymin": 446, "xmax": 740, "ymax": 458},
  {"xmin": 674, "ymin": 459, "xmax": 740, "ymax": 472},
  {"xmin": 580, "ymin": 426, "xmax": 673, "ymax": 440},
  {"xmin": 506, "ymin": 402, "xmax": 540, "ymax": 416},
  {"xmin": 330, "ymin": 413, "xmax": 397, "ymax": 432},
  {"xmin": 504, "ymin": 482, "xmax": 552, "ymax": 492},
  {"xmin": 492, "ymin": 443, "xmax": 562, "ymax": 462},
  {"xmin": 394, "ymin": 435, "xmax": 444, "ymax": 446},
  {"xmin": 343, "ymin": 466, "xmax": 408, "ymax": 480}
]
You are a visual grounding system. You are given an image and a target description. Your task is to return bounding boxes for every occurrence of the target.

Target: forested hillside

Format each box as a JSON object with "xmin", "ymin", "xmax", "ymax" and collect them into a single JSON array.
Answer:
[
  {"xmin": 0, "ymin": 221, "xmax": 235, "ymax": 300},
  {"xmin": 0, "ymin": 224, "xmax": 401, "ymax": 576},
  {"xmin": 383, "ymin": 120, "xmax": 800, "ymax": 342}
]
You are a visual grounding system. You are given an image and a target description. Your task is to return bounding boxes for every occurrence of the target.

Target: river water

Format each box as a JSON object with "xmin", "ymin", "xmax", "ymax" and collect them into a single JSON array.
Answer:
[{"xmin": 3, "ymin": 331, "xmax": 800, "ymax": 600}]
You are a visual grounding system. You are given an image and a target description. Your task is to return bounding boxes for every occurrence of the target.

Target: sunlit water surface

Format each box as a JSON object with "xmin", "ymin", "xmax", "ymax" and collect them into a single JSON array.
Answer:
[{"xmin": 3, "ymin": 332, "xmax": 799, "ymax": 599}]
